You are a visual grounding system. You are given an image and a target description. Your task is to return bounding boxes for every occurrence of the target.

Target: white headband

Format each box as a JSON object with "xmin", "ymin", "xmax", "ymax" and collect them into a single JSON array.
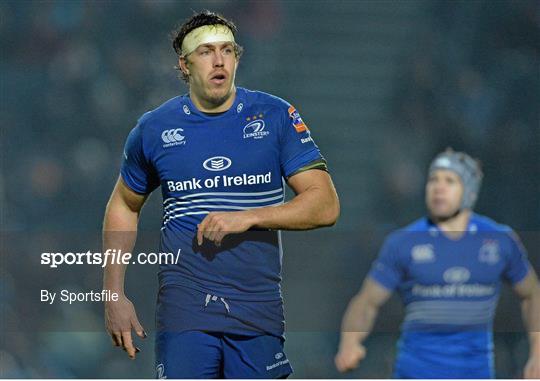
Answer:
[{"xmin": 181, "ymin": 24, "xmax": 235, "ymax": 56}]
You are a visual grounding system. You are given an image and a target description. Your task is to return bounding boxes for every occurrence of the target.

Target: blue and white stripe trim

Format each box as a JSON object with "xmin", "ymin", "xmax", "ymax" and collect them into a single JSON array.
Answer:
[
  {"xmin": 404, "ymin": 298, "xmax": 497, "ymax": 326},
  {"xmin": 161, "ymin": 187, "xmax": 285, "ymax": 230}
]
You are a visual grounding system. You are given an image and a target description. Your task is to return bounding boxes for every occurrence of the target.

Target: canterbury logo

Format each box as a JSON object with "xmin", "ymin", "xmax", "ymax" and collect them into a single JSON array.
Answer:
[
  {"xmin": 203, "ymin": 156, "xmax": 232, "ymax": 171},
  {"xmin": 161, "ymin": 129, "xmax": 185, "ymax": 144}
]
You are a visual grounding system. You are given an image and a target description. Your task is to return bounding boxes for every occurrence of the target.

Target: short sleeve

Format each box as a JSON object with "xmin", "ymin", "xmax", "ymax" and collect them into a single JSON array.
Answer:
[
  {"xmin": 368, "ymin": 237, "xmax": 404, "ymax": 291},
  {"xmin": 279, "ymin": 104, "xmax": 324, "ymax": 178},
  {"xmin": 120, "ymin": 123, "xmax": 159, "ymax": 194},
  {"xmin": 503, "ymin": 230, "xmax": 531, "ymax": 285}
]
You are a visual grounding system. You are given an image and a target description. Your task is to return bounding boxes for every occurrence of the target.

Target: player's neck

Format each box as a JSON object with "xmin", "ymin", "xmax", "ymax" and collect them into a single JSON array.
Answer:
[
  {"xmin": 190, "ymin": 86, "xmax": 237, "ymax": 113},
  {"xmin": 435, "ymin": 209, "xmax": 471, "ymax": 240}
]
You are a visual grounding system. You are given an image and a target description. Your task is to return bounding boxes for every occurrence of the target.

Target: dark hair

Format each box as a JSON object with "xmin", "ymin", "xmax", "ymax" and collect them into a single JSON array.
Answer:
[{"xmin": 172, "ymin": 10, "xmax": 243, "ymax": 82}]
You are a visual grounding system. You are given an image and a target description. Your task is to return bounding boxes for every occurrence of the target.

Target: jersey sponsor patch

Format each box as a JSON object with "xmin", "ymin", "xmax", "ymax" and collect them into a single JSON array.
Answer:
[
  {"xmin": 202, "ymin": 156, "xmax": 232, "ymax": 171},
  {"xmin": 288, "ymin": 105, "xmax": 308, "ymax": 133},
  {"xmin": 443, "ymin": 267, "xmax": 471, "ymax": 284}
]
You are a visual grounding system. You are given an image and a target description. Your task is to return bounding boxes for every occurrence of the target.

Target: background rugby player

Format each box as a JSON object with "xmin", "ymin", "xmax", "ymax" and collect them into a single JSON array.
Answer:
[{"xmin": 335, "ymin": 149, "xmax": 540, "ymax": 378}]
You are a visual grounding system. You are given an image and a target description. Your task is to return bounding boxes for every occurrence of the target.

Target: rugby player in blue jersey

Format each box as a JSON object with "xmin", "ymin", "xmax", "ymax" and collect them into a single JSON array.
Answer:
[
  {"xmin": 335, "ymin": 149, "xmax": 540, "ymax": 378},
  {"xmin": 102, "ymin": 11, "xmax": 339, "ymax": 378}
]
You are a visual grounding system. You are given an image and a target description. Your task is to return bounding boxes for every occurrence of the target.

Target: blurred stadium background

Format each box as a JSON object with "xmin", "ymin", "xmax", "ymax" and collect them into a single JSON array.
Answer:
[{"xmin": 1, "ymin": 0, "xmax": 539, "ymax": 378}]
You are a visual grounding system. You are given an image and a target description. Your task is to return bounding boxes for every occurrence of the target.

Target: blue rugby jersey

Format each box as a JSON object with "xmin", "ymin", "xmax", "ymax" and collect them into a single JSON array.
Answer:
[
  {"xmin": 120, "ymin": 88, "xmax": 324, "ymax": 334},
  {"xmin": 368, "ymin": 214, "xmax": 531, "ymax": 378}
]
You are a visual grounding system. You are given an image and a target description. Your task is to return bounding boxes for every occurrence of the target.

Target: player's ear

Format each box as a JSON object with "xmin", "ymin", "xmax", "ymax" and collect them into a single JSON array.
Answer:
[{"xmin": 179, "ymin": 56, "xmax": 189, "ymax": 76}]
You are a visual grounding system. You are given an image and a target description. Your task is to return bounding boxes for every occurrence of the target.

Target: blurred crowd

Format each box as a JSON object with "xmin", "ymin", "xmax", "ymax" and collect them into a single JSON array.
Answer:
[
  {"xmin": 1, "ymin": 0, "xmax": 283, "ymax": 231},
  {"xmin": 380, "ymin": 0, "xmax": 539, "ymax": 229},
  {"xmin": 1, "ymin": 0, "xmax": 538, "ymax": 378}
]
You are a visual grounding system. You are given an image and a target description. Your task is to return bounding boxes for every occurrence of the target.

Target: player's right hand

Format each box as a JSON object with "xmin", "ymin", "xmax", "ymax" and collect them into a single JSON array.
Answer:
[
  {"xmin": 524, "ymin": 354, "xmax": 540, "ymax": 379},
  {"xmin": 334, "ymin": 342, "xmax": 366, "ymax": 373},
  {"xmin": 104, "ymin": 295, "xmax": 146, "ymax": 359}
]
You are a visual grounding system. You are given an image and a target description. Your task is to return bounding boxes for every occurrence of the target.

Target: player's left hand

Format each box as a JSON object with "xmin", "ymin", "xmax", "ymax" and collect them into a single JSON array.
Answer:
[
  {"xmin": 524, "ymin": 354, "xmax": 540, "ymax": 379},
  {"xmin": 197, "ymin": 210, "xmax": 256, "ymax": 246}
]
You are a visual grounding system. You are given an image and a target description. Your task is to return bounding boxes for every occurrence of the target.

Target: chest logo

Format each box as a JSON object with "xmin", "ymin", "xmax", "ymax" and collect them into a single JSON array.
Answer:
[
  {"xmin": 161, "ymin": 128, "xmax": 186, "ymax": 147},
  {"xmin": 479, "ymin": 240, "xmax": 500, "ymax": 265},
  {"xmin": 243, "ymin": 119, "xmax": 269, "ymax": 139},
  {"xmin": 443, "ymin": 267, "xmax": 470, "ymax": 284},
  {"xmin": 203, "ymin": 156, "xmax": 232, "ymax": 171},
  {"xmin": 411, "ymin": 244, "xmax": 435, "ymax": 263}
]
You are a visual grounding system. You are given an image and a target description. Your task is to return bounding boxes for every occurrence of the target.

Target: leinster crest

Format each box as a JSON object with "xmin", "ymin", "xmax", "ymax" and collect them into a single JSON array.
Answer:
[{"xmin": 479, "ymin": 240, "xmax": 500, "ymax": 265}]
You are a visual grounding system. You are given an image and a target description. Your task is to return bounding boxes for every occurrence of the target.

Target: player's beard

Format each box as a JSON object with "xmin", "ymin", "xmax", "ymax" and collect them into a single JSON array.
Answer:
[
  {"xmin": 205, "ymin": 84, "xmax": 234, "ymax": 107},
  {"xmin": 429, "ymin": 207, "xmax": 462, "ymax": 223}
]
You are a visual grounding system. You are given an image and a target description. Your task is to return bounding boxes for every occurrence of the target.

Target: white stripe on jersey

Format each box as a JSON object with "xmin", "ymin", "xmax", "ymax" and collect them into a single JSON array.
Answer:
[
  {"xmin": 404, "ymin": 298, "xmax": 497, "ymax": 325},
  {"xmin": 161, "ymin": 201, "xmax": 284, "ymax": 229},
  {"xmin": 164, "ymin": 194, "xmax": 285, "ymax": 210},
  {"xmin": 163, "ymin": 187, "xmax": 284, "ymax": 205}
]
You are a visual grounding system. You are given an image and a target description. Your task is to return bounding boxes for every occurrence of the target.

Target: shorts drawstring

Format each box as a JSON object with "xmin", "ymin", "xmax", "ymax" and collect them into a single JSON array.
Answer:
[
  {"xmin": 220, "ymin": 297, "xmax": 230, "ymax": 313},
  {"xmin": 204, "ymin": 293, "xmax": 230, "ymax": 314}
]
